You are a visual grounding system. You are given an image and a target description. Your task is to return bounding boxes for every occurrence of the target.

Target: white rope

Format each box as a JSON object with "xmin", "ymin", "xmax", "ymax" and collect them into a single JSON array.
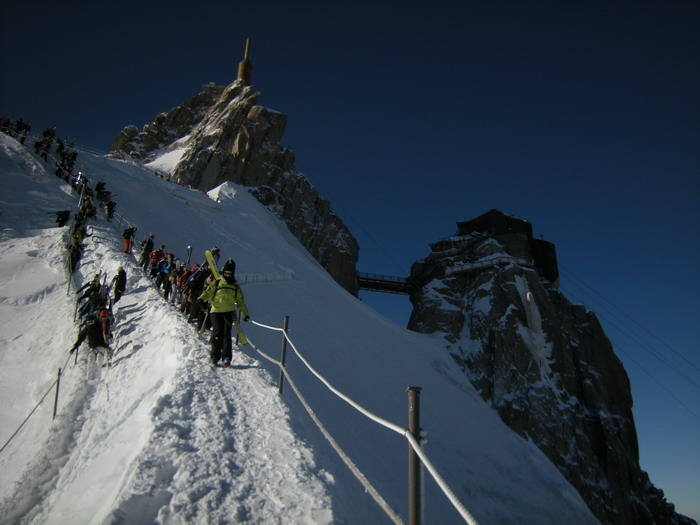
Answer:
[
  {"xmin": 245, "ymin": 335, "xmax": 282, "ymax": 367},
  {"xmin": 251, "ymin": 320, "xmax": 405, "ymax": 436},
  {"xmin": 0, "ymin": 352, "xmax": 74, "ymax": 455},
  {"xmin": 404, "ymin": 432, "xmax": 480, "ymax": 525},
  {"xmin": 251, "ymin": 319, "xmax": 284, "ymax": 332},
  {"xmin": 250, "ymin": 319, "xmax": 478, "ymax": 523},
  {"xmin": 246, "ymin": 336, "xmax": 404, "ymax": 524}
]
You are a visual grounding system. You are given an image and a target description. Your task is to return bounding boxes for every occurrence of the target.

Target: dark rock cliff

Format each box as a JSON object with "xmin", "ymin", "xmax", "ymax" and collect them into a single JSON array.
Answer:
[
  {"xmin": 408, "ymin": 210, "xmax": 694, "ymax": 525},
  {"xmin": 109, "ymin": 81, "xmax": 359, "ymax": 295}
]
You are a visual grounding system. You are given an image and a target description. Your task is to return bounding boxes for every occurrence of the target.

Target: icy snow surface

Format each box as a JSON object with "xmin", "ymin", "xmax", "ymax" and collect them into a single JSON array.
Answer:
[{"xmin": 0, "ymin": 134, "xmax": 598, "ymax": 524}]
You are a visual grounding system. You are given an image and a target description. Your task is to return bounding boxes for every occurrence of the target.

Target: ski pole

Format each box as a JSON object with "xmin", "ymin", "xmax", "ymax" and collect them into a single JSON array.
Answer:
[
  {"xmin": 198, "ymin": 310, "xmax": 210, "ymax": 335},
  {"xmin": 66, "ymin": 258, "xmax": 73, "ymax": 296}
]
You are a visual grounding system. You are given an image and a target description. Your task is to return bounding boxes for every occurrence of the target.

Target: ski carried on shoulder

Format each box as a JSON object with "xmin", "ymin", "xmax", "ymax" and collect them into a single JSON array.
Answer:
[{"xmin": 204, "ymin": 249, "xmax": 220, "ymax": 279}]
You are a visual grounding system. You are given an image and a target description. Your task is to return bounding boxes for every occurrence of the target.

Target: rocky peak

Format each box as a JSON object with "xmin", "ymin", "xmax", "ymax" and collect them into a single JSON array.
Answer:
[
  {"xmin": 109, "ymin": 80, "xmax": 359, "ymax": 294},
  {"xmin": 408, "ymin": 209, "xmax": 694, "ymax": 525}
]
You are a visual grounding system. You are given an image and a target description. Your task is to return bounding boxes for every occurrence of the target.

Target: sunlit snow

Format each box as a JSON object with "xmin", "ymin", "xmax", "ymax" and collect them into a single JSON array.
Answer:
[{"xmin": 0, "ymin": 134, "xmax": 597, "ymax": 524}]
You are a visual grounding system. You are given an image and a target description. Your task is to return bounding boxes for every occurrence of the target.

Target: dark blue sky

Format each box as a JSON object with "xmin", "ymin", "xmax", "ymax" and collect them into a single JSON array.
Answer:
[{"xmin": 3, "ymin": 1, "xmax": 699, "ymax": 520}]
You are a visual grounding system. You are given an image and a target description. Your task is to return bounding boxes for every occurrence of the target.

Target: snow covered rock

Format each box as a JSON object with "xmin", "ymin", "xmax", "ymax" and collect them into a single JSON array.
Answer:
[{"xmin": 408, "ymin": 209, "xmax": 693, "ymax": 525}]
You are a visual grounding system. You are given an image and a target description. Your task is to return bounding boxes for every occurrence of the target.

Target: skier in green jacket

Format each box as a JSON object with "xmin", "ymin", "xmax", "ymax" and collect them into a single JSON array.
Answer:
[{"xmin": 198, "ymin": 259, "xmax": 250, "ymax": 366}]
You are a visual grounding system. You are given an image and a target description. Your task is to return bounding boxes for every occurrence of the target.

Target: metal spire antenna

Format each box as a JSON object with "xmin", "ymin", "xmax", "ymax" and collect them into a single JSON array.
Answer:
[{"xmin": 237, "ymin": 38, "xmax": 253, "ymax": 85}]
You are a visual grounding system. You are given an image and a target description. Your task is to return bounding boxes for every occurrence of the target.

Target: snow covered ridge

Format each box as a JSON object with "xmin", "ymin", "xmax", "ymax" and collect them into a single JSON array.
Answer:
[{"xmin": 0, "ymin": 134, "xmax": 598, "ymax": 523}]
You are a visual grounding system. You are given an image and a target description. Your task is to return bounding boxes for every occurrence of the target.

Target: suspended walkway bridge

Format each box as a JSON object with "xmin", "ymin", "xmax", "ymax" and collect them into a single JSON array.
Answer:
[{"xmin": 357, "ymin": 273, "xmax": 416, "ymax": 295}]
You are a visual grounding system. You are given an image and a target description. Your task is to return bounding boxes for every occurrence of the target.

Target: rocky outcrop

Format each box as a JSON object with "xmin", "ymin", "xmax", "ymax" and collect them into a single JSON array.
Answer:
[
  {"xmin": 110, "ymin": 85, "xmax": 224, "ymax": 160},
  {"xmin": 109, "ymin": 81, "xmax": 359, "ymax": 294},
  {"xmin": 408, "ymin": 210, "xmax": 694, "ymax": 525}
]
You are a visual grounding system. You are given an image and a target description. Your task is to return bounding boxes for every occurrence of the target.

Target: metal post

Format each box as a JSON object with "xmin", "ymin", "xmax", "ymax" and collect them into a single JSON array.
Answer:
[
  {"xmin": 277, "ymin": 316, "xmax": 289, "ymax": 394},
  {"xmin": 407, "ymin": 386, "xmax": 422, "ymax": 525},
  {"xmin": 53, "ymin": 368, "xmax": 62, "ymax": 420}
]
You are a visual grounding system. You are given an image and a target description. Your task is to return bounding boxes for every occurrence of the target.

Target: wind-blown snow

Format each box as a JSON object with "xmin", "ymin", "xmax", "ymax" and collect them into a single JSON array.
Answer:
[
  {"xmin": 0, "ymin": 134, "xmax": 598, "ymax": 524},
  {"xmin": 144, "ymin": 146, "xmax": 187, "ymax": 174}
]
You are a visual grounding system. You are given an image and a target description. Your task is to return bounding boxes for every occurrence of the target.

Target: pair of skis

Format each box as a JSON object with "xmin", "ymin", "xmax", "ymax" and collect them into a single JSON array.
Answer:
[{"xmin": 199, "ymin": 250, "xmax": 247, "ymax": 346}]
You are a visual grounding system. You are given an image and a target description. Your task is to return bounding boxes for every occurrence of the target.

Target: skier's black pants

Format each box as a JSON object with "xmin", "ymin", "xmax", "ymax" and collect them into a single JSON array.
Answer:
[
  {"xmin": 189, "ymin": 298, "xmax": 205, "ymax": 323},
  {"xmin": 209, "ymin": 311, "xmax": 234, "ymax": 363}
]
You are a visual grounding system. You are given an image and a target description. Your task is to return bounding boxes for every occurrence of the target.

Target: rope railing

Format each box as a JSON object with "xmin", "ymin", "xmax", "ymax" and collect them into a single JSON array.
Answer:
[
  {"xmin": 249, "ymin": 319, "xmax": 480, "ymax": 525},
  {"xmin": 404, "ymin": 431, "xmax": 479, "ymax": 524},
  {"xmin": 0, "ymin": 352, "xmax": 75, "ymax": 455},
  {"xmin": 246, "ymin": 334, "xmax": 404, "ymax": 525},
  {"xmin": 253, "ymin": 320, "xmax": 406, "ymax": 435}
]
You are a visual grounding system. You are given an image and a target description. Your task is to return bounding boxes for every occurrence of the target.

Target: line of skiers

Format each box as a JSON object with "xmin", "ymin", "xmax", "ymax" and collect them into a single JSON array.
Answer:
[
  {"xmin": 58, "ymin": 177, "xmax": 125, "ymax": 364},
  {"xmin": 25, "ymin": 129, "xmax": 250, "ymax": 370},
  {"xmin": 1, "ymin": 117, "xmax": 31, "ymax": 144},
  {"xmin": 60, "ymin": 175, "xmax": 135, "ymax": 367},
  {"xmin": 68, "ymin": 266, "xmax": 127, "ymax": 365},
  {"xmin": 135, "ymin": 234, "xmax": 250, "ymax": 367},
  {"xmin": 3, "ymin": 117, "xmax": 88, "ymax": 191},
  {"xmin": 68, "ymin": 232, "xmax": 252, "ymax": 371},
  {"xmin": 64, "ymin": 188, "xmax": 104, "ymax": 273}
]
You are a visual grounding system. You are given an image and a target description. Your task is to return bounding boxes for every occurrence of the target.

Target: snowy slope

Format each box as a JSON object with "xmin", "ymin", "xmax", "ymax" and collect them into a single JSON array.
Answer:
[{"xmin": 0, "ymin": 134, "xmax": 598, "ymax": 524}]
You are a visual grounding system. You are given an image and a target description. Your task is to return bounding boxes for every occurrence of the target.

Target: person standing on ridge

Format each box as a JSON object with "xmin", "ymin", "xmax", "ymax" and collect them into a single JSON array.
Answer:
[
  {"xmin": 198, "ymin": 259, "xmax": 250, "ymax": 367},
  {"xmin": 122, "ymin": 226, "xmax": 137, "ymax": 254},
  {"xmin": 139, "ymin": 233, "xmax": 155, "ymax": 272},
  {"xmin": 155, "ymin": 252, "xmax": 175, "ymax": 290},
  {"xmin": 111, "ymin": 266, "xmax": 127, "ymax": 303},
  {"xmin": 104, "ymin": 200, "xmax": 116, "ymax": 220},
  {"xmin": 69, "ymin": 309, "xmax": 113, "ymax": 366},
  {"xmin": 149, "ymin": 245, "xmax": 165, "ymax": 278}
]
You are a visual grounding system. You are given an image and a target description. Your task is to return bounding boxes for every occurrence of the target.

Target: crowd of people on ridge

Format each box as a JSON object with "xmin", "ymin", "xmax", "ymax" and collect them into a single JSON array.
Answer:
[
  {"xmin": 1, "ymin": 117, "xmax": 31, "ymax": 144},
  {"xmin": 134, "ymin": 236, "xmax": 251, "ymax": 367},
  {"xmin": 5, "ymin": 117, "xmax": 251, "ymax": 370},
  {"xmin": 64, "ymin": 176, "xmax": 251, "ymax": 368}
]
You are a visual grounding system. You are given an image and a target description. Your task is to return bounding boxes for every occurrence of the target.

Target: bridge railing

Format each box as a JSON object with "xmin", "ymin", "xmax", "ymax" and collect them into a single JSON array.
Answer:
[{"xmin": 358, "ymin": 272, "xmax": 408, "ymax": 284}]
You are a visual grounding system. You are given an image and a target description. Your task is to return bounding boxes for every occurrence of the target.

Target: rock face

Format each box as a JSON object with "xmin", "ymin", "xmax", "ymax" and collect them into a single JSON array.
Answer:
[
  {"xmin": 110, "ymin": 84, "xmax": 225, "ymax": 160},
  {"xmin": 109, "ymin": 81, "xmax": 359, "ymax": 294},
  {"xmin": 408, "ymin": 209, "xmax": 694, "ymax": 525}
]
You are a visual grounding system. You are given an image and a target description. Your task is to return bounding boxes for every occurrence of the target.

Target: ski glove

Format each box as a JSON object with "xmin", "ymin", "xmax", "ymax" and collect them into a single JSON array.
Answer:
[{"xmin": 243, "ymin": 316, "xmax": 250, "ymax": 322}]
